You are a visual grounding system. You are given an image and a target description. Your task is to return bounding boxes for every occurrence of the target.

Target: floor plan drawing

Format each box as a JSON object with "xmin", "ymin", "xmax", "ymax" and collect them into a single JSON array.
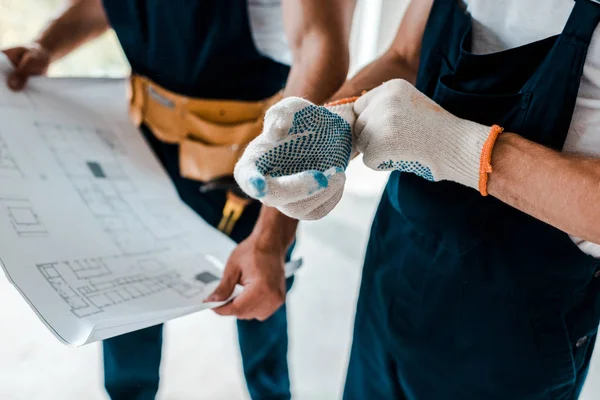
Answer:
[
  {"xmin": 38, "ymin": 256, "xmax": 209, "ymax": 318},
  {"xmin": 0, "ymin": 197, "xmax": 48, "ymax": 237},
  {"xmin": 0, "ymin": 132, "xmax": 23, "ymax": 179},
  {"xmin": 0, "ymin": 76, "xmax": 246, "ymax": 345},
  {"xmin": 36, "ymin": 122, "xmax": 169, "ymax": 255}
]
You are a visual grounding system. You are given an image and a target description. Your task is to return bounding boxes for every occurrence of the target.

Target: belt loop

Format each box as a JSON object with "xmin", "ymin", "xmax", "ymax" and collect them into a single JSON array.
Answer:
[{"xmin": 218, "ymin": 191, "xmax": 251, "ymax": 236}]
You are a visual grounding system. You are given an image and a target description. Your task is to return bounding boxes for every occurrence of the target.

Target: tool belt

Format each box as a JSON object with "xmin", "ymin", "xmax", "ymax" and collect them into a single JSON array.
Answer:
[{"xmin": 128, "ymin": 75, "xmax": 281, "ymax": 235}]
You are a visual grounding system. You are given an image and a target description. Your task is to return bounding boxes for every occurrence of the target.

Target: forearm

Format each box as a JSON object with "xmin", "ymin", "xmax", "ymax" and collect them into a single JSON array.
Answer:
[
  {"xmin": 250, "ymin": 206, "xmax": 298, "ymax": 252},
  {"xmin": 252, "ymin": 0, "xmax": 353, "ymax": 245},
  {"xmin": 332, "ymin": 50, "xmax": 419, "ymax": 100},
  {"xmin": 283, "ymin": 36, "xmax": 349, "ymax": 104},
  {"xmin": 488, "ymin": 133, "xmax": 600, "ymax": 243},
  {"xmin": 36, "ymin": 0, "xmax": 110, "ymax": 62},
  {"xmin": 258, "ymin": 43, "xmax": 349, "ymax": 244},
  {"xmin": 332, "ymin": 0, "xmax": 433, "ymax": 100}
]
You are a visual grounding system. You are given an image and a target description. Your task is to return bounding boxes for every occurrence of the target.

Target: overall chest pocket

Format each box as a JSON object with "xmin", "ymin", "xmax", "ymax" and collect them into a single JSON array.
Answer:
[
  {"xmin": 433, "ymin": 55, "xmax": 533, "ymax": 133},
  {"xmin": 393, "ymin": 54, "xmax": 535, "ymax": 256}
]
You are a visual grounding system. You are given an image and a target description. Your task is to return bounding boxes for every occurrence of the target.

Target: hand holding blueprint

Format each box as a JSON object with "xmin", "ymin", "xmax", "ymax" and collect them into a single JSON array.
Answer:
[{"xmin": 0, "ymin": 56, "xmax": 300, "ymax": 346}]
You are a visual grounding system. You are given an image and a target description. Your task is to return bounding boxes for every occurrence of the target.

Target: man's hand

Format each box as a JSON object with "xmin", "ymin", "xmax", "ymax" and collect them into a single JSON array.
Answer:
[
  {"xmin": 354, "ymin": 79, "xmax": 500, "ymax": 194},
  {"xmin": 206, "ymin": 235, "xmax": 287, "ymax": 321},
  {"xmin": 2, "ymin": 0, "xmax": 110, "ymax": 91},
  {"xmin": 207, "ymin": 0, "xmax": 353, "ymax": 320},
  {"xmin": 234, "ymin": 97, "xmax": 357, "ymax": 220},
  {"xmin": 3, "ymin": 44, "xmax": 51, "ymax": 91}
]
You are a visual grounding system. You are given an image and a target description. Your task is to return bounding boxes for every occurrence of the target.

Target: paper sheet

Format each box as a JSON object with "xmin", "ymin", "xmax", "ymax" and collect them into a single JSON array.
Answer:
[{"xmin": 0, "ymin": 56, "xmax": 300, "ymax": 346}]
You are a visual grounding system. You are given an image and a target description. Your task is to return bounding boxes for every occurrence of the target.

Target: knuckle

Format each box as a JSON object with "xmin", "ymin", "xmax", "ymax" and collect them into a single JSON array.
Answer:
[
  {"xmin": 226, "ymin": 304, "xmax": 240, "ymax": 315},
  {"xmin": 231, "ymin": 301, "xmax": 249, "ymax": 316}
]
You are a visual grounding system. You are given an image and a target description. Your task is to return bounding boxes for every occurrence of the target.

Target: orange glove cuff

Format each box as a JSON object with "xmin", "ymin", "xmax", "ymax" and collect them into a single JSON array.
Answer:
[
  {"xmin": 324, "ymin": 96, "xmax": 360, "ymax": 107},
  {"xmin": 478, "ymin": 124, "xmax": 504, "ymax": 196}
]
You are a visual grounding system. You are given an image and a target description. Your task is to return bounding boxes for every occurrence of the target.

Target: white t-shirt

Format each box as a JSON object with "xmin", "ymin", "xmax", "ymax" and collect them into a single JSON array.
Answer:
[
  {"xmin": 248, "ymin": 0, "xmax": 292, "ymax": 66},
  {"xmin": 463, "ymin": 0, "xmax": 600, "ymax": 257}
]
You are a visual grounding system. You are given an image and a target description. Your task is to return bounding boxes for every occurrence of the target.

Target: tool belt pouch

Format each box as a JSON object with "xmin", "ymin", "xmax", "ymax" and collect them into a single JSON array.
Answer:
[
  {"xmin": 129, "ymin": 75, "xmax": 282, "ymax": 182},
  {"xmin": 180, "ymin": 115, "xmax": 262, "ymax": 182}
]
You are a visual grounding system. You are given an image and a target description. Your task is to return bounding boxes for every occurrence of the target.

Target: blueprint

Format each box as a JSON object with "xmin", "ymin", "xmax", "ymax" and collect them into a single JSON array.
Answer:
[{"xmin": 0, "ymin": 56, "xmax": 300, "ymax": 346}]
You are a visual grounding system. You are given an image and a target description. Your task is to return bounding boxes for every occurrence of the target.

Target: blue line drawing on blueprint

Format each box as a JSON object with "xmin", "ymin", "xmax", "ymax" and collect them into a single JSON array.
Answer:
[
  {"xmin": 0, "ymin": 197, "xmax": 48, "ymax": 237},
  {"xmin": 38, "ymin": 257, "xmax": 207, "ymax": 318},
  {"xmin": 0, "ymin": 132, "xmax": 24, "ymax": 179},
  {"xmin": 35, "ymin": 122, "xmax": 173, "ymax": 256}
]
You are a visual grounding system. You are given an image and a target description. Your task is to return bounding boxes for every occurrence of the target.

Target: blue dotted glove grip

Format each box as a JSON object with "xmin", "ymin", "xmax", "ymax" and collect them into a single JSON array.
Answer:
[
  {"xmin": 378, "ymin": 160, "xmax": 435, "ymax": 181},
  {"xmin": 255, "ymin": 105, "xmax": 353, "ymax": 178}
]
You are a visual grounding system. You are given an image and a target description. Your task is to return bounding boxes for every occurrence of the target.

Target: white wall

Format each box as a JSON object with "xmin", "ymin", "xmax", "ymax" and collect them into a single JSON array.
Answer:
[{"xmin": 349, "ymin": 0, "xmax": 409, "ymax": 75}]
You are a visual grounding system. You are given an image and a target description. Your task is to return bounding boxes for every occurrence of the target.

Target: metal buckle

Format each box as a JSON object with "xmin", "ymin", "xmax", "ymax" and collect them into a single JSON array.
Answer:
[{"xmin": 147, "ymin": 86, "xmax": 175, "ymax": 109}]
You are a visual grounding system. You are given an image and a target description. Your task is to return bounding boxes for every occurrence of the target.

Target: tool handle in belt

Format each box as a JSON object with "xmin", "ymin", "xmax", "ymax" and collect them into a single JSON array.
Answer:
[
  {"xmin": 218, "ymin": 191, "xmax": 252, "ymax": 235},
  {"xmin": 200, "ymin": 176, "xmax": 253, "ymax": 235}
]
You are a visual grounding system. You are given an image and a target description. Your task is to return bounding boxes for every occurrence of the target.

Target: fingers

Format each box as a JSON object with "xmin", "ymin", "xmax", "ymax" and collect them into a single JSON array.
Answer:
[
  {"xmin": 213, "ymin": 282, "xmax": 285, "ymax": 321},
  {"xmin": 353, "ymin": 82, "xmax": 385, "ymax": 115},
  {"xmin": 6, "ymin": 49, "xmax": 49, "ymax": 91},
  {"xmin": 3, "ymin": 48, "xmax": 27, "ymax": 91},
  {"xmin": 7, "ymin": 71, "xmax": 27, "ymax": 91},
  {"xmin": 262, "ymin": 96, "xmax": 315, "ymax": 142},
  {"xmin": 3, "ymin": 47, "xmax": 27, "ymax": 67},
  {"xmin": 263, "ymin": 170, "xmax": 332, "ymax": 206},
  {"xmin": 234, "ymin": 147, "xmax": 269, "ymax": 199},
  {"xmin": 236, "ymin": 147, "xmax": 346, "ymax": 220},
  {"xmin": 325, "ymin": 101, "xmax": 356, "ymax": 126},
  {"xmin": 235, "ymin": 147, "xmax": 333, "ymax": 204},
  {"xmin": 212, "ymin": 289, "xmax": 258, "ymax": 319},
  {"xmin": 204, "ymin": 265, "xmax": 240, "ymax": 303},
  {"xmin": 293, "ymin": 173, "xmax": 345, "ymax": 220},
  {"xmin": 278, "ymin": 171, "xmax": 345, "ymax": 220}
]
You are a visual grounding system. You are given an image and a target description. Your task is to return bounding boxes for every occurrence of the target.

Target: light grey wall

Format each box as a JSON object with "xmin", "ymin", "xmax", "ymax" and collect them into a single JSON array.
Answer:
[
  {"xmin": 377, "ymin": 0, "xmax": 410, "ymax": 52},
  {"xmin": 349, "ymin": 0, "xmax": 409, "ymax": 75}
]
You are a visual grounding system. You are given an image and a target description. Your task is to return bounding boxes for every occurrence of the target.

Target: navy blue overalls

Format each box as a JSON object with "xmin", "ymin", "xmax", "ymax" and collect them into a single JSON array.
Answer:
[
  {"xmin": 344, "ymin": 0, "xmax": 600, "ymax": 399},
  {"xmin": 100, "ymin": 1, "xmax": 293, "ymax": 399}
]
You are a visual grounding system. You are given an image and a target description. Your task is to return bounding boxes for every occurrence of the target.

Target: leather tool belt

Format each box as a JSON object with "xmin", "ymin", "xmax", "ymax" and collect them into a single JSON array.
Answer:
[{"xmin": 128, "ymin": 75, "xmax": 282, "ymax": 235}]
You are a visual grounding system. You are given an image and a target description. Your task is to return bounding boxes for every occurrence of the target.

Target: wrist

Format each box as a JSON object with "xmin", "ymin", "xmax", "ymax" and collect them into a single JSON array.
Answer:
[
  {"xmin": 31, "ymin": 40, "xmax": 56, "ymax": 62},
  {"xmin": 440, "ymin": 119, "xmax": 502, "ymax": 193},
  {"xmin": 250, "ymin": 207, "xmax": 298, "ymax": 254}
]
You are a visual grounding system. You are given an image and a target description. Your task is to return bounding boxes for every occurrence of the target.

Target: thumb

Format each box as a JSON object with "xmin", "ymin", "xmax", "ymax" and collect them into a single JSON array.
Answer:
[
  {"xmin": 7, "ymin": 70, "xmax": 27, "ymax": 91},
  {"xmin": 353, "ymin": 84, "xmax": 385, "ymax": 116},
  {"xmin": 3, "ymin": 47, "xmax": 27, "ymax": 67},
  {"xmin": 205, "ymin": 266, "xmax": 241, "ymax": 303},
  {"xmin": 3, "ymin": 48, "xmax": 27, "ymax": 91},
  {"xmin": 8, "ymin": 52, "xmax": 47, "ymax": 91},
  {"xmin": 7, "ymin": 62, "xmax": 31, "ymax": 91}
]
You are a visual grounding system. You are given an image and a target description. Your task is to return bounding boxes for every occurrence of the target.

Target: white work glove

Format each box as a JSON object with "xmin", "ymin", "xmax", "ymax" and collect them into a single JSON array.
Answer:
[
  {"xmin": 234, "ymin": 97, "xmax": 357, "ymax": 220},
  {"xmin": 354, "ymin": 79, "xmax": 502, "ymax": 194}
]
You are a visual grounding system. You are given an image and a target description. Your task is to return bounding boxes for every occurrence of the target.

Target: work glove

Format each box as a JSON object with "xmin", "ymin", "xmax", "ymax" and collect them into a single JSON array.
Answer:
[
  {"xmin": 355, "ymin": 79, "xmax": 503, "ymax": 195},
  {"xmin": 234, "ymin": 96, "xmax": 357, "ymax": 220}
]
